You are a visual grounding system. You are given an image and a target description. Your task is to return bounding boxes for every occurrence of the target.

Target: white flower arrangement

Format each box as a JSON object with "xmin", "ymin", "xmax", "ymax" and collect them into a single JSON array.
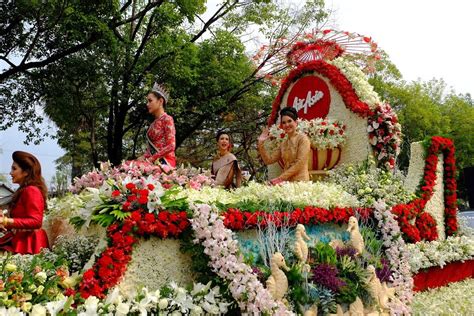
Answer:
[
  {"xmin": 412, "ymin": 278, "xmax": 474, "ymax": 315},
  {"xmin": 178, "ymin": 180, "xmax": 359, "ymax": 210},
  {"xmin": 20, "ymin": 282, "xmax": 231, "ymax": 316},
  {"xmin": 328, "ymin": 57, "xmax": 380, "ymax": 109},
  {"xmin": 405, "ymin": 235, "xmax": 474, "ymax": 273},
  {"xmin": 297, "ymin": 118, "xmax": 347, "ymax": 149},
  {"xmin": 267, "ymin": 117, "xmax": 347, "ymax": 150},
  {"xmin": 328, "ymin": 162, "xmax": 415, "ymax": 207}
]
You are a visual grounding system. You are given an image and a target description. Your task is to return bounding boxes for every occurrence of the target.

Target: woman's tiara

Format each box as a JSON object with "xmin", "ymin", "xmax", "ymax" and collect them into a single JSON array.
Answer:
[{"xmin": 152, "ymin": 82, "xmax": 169, "ymax": 103}]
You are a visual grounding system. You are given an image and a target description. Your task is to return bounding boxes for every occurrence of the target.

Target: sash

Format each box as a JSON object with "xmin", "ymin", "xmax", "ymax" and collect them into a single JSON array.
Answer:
[
  {"xmin": 212, "ymin": 153, "xmax": 242, "ymax": 188},
  {"xmin": 146, "ymin": 131, "xmax": 169, "ymax": 165}
]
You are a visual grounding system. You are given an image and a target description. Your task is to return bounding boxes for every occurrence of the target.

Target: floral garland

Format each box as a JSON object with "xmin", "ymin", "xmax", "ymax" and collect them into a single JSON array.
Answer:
[
  {"xmin": 223, "ymin": 206, "xmax": 372, "ymax": 230},
  {"xmin": 327, "ymin": 57, "xmax": 381, "ymax": 108},
  {"xmin": 190, "ymin": 204, "xmax": 292, "ymax": 315},
  {"xmin": 373, "ymin": 201, "xmax": 413, "ymax": 315},
  {"xmin": 391, "ymin": 136, "xmax": 458, "ymax": 242},
  {"xmin": 78, "ymin": 210, "xmax": 190, "ymax": 298},
  {"xmin": 268, "ymin": 60, "xmax": 371, "ymax": 125},
  {"xmin": 422, "ymin": 136, "xmax": 458, "ymax": 235},
  {"xmin": 367, "ymin": 103, "xmax": 402, "ymax": 170}
]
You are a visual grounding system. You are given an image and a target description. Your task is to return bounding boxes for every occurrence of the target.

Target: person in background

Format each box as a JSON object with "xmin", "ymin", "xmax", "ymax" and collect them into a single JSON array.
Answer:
[
  {"xmin": 138, "ymin": 82, "xmax": 176, "ymax": 167},
  {"xmin": 211, "ymin": 131, "xmax": 242, "ymax": 189},
  {"xmin": 257, "ymin": 107, "xmax": 311, "ymax": 185},
  {"xmin": 0, "ymin": 151, "xmax": 49, "ymax": 254}
]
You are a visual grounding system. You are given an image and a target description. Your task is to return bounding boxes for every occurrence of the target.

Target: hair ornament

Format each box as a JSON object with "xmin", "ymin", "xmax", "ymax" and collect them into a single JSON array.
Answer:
[{"xmin": 152, "ymin": 82, "xmax": 169, "ymax": 103}]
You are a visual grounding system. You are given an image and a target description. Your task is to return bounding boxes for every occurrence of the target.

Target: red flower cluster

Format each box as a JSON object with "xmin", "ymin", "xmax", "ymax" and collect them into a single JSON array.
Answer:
[
  {"xmin": 129, "ymin": 210, "xmax": 190, "ymax": 238},
  {"xmin": 423, "ymin": 136, "xmax": 458, "ymax": 235},
  {"xmin": 112, "ymin": 182, "xmax": 155, "ymax": 211},
  {"xmin": 391, "ymin": 136, "xmax": 458, "ymax": 243},
  {"xmin": 268, "ymin": 60, "xmax": 371, "ymax": 125},
  {"xmin": 79, "ymin": 224, "xmax": 137, "ymax": 298},
  {"xmin": 78, "ymin": 209, "xmax": 190, "ymax": 298},
  {"xmin": 223, "ymin": 206, "xmax": 372, "ymax": 230}
]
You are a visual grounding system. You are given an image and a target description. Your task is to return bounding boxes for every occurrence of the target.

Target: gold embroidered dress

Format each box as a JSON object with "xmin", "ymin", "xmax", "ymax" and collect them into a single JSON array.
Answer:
[
  {"xmin": 259, "ymin": 132, "xmax": 311, "ymax": 181},
  {"xmin": 212, "ymin": 153, "xmax": 242, "ymax": 189}
]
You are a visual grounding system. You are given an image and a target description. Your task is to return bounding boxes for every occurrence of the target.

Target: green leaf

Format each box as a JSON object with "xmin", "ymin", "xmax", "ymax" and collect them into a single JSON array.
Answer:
[{"xmin": 91, "ymin": 213, "xmax": 116, "ymax": 227}]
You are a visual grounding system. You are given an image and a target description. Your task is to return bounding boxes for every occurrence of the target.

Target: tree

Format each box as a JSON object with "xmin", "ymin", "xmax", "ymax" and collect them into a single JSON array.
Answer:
[{"xmin": 2, "ymin": 0, "xmax": 329, "ymax": 181}]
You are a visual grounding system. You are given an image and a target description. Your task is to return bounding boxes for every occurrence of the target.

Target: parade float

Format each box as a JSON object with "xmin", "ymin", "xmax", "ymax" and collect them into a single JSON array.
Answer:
[{"xmin": 1, "ymin": 30, "xmax": 473, "ymax": 315}]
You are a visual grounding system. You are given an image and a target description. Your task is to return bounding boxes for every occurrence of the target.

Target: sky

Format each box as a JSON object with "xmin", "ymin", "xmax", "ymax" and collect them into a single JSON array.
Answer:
[{"xmin": 1, "ymin": 0, "xmax": 473, "ymax": 187}]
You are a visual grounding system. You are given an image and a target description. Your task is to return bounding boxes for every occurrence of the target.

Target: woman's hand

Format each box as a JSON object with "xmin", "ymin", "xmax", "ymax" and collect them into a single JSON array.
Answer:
[
  {"xmin": 258, "ymin": 127, "xmax": 270, "ymax": 144},
  {"xmin": 270, "ymin": 177, "xmax": 283, "ymax": 185}
]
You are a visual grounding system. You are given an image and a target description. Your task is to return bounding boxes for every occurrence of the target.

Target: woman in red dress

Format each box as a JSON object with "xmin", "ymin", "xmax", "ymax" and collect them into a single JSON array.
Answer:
[
  {"xmin": 138, "ymin": 83, "xmax": 176, "ymax": 167},
  {"xmin": 0, "ymin": 151, "xmax": 49, "ymax": 254}
]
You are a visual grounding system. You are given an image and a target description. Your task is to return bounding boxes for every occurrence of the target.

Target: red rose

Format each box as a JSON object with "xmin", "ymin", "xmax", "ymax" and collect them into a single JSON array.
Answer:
[{"xmin": 112, "ymin": 190, "xmax": 121, "ymax": 197}]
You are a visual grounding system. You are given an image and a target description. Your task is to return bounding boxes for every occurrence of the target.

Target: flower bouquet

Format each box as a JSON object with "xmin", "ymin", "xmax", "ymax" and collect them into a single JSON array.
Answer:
[
  {"xmin": 297, "ymin": 117, "xmax": 346, "ymax": 150},
  {"xmin": 267, "ymin": 117, "xmax": 346, "ymax": 150}
]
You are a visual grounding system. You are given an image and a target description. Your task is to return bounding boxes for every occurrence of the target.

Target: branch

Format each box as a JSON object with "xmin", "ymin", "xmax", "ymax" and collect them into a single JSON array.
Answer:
[
  {"xmin": 111, "ymin": 0, "xmax": 164, "ymax": 28},
  {"xmin": 134, "ymin": 0, "xmax": 237, "ymax": 86},
  {"xmin": 0, "ymin": 32, "xmax": 100, "ymax": 82},
  {"xmin": 130, "ymin": 10, "xmax": 157, "ymax": 71}
]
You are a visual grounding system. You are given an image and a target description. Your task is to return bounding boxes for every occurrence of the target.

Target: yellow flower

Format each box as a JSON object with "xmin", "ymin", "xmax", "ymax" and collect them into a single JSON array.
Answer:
[
  {"xmin": 5, "ymin": 263, "xmax": 17, "ymax": 272},
  {"xmin": 60, "ymin": 275, "xmax": 79, "ymax": 289},
  {"xmin": 21, "ymin": 302, "xmax": 33, "ymax": 312}
]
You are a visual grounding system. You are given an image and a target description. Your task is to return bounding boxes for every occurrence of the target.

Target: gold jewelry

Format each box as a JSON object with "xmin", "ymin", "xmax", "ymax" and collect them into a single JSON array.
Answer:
[{"xmin": 2, "ymin": 216, "xmax": 8, "ymax": 226}]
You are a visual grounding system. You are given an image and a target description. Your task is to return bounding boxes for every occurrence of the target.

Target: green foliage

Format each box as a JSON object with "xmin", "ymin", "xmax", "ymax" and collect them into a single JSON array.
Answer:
[
  {"xmin": 312, "ymin": 241, "xmax": 337, "ymax": 265},
  {"xmin": 92, "ymin": 201, "xmax": 130, "ymax": 227},
  {"xmin": 360, "ymin": 226, "xmax": 384, "ymax": 257},
  {"xmin": 308, "ymin": 285, "xmax": 337, "ymax": 315},
  {"xmin": 370, "ymin": 76, "xmax": 474, "ymax": 182},
  {"xmin": 69, "ymin": 216, "xmax": 86, "ymax": 230}
]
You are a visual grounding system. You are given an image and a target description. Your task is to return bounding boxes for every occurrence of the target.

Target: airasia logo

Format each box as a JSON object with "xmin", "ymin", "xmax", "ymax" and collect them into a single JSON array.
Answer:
[{"xmin": 287, "ymin": 75, "xmax": 330, "ymax": 120}]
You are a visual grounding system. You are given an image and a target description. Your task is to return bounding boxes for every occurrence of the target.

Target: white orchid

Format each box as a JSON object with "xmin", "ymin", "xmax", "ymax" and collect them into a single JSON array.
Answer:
[{"xmin": 45, "ymin": 298, "xmax": 68, "ymax": 316}]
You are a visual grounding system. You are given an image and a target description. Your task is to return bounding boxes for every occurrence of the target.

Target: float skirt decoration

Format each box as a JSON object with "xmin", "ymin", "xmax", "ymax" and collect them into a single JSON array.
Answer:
[{"xmin": 413, "ymin": 259, "xmax": 474, "ymax": 292}]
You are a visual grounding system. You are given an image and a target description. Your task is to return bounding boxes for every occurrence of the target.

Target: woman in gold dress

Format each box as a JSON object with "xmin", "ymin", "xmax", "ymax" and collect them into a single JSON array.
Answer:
[
  {"xmin": 211, "ymin": 131, "xmax": 242, "ymax": 189},
  {"xmin": 258, "ymin": 107, "xmax": 311, "ymax": 185}
]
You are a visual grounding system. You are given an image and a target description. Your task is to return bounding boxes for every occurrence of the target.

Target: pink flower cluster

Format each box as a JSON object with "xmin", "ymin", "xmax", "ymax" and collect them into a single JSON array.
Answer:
[
  {"xmin": 191, "ymin": 204, "xmax": 292, "ymax": 315},
  {"xmin": 367, "ymin": 103, "xmax": 402, "ymax": 170},
  {"xmin": 70, "ymin": 160, "xmax": 214, "ymax": 193},
  {"xmin": 70, "ymin": 170, "xmax": 105, "ymax": 194}
]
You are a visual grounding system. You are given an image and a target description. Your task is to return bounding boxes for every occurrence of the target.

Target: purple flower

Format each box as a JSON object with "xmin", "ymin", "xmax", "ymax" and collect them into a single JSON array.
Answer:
[
  {"xmin": 312, "ymin": 264, "xmax": 346, "ymax": 292},
  {"xmin": 376, "ymin": 258, "xmax": 392, "ymax": 283},
  {"xmin": 335, "ymin": 246, "xmax": 357, "ymax": 259}
]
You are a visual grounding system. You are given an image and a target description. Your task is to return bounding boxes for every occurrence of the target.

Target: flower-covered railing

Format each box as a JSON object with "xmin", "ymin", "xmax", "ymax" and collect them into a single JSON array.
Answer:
[{"xmin": 392, "ymin": 136, "xmax": 458, "ymax": 243}]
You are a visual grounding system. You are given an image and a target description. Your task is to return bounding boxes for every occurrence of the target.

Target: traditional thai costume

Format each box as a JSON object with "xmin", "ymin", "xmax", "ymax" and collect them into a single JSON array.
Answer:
[
  {"xmin": 1, "ymin": 186, "xmax": 49, "ymax": 254},
  {"xmin": 258, "ymin": 132, "xmax": 311, "ymax": 181},
  {"xmin": 212, "ymin": 153, "xmax": 242, "ymax": 189},
  {"xmin": 144, "ymin": 112, "xmax": 176, "ymax": 167}
]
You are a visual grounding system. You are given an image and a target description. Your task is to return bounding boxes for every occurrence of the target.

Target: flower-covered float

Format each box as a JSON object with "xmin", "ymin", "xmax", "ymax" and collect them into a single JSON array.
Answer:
[{"xmin": 1, "ymin": 30, "xmax": 473, "ymax": 315}]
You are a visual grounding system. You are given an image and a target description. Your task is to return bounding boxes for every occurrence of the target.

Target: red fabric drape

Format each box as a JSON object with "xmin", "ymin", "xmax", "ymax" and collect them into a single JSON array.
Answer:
[{"xmin": 413, "ymin": 259, "xmax": 474, "ymax": 292}]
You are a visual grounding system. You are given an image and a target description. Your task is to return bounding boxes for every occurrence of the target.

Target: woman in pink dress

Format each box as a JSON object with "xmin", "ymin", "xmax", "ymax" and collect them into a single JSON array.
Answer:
[
  {"xmin": 0, "ymin": 151, "xmax": 49, "ymax": 254},
  {"xmin": 138, "ymin": 83, "xmax": 176, "ymax": 167}
]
